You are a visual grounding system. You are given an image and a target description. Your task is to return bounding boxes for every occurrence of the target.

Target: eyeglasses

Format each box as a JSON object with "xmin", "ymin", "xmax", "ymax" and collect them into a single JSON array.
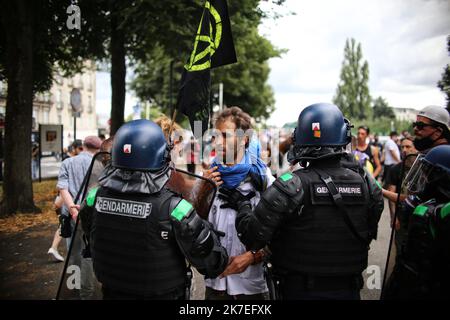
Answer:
[{"xmin": 412, "ymin": 121, "xmax": 436, "ymax": 130}]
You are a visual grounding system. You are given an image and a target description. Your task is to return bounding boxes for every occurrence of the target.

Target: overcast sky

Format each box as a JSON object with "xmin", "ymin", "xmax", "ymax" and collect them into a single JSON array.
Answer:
[
  {"xmin": 260, "ymin": 0, "xmax": 450, "ymax": 126},
  {"xmin": 96, "ymin": 0, "xmax": 450, "ymax": 128}
]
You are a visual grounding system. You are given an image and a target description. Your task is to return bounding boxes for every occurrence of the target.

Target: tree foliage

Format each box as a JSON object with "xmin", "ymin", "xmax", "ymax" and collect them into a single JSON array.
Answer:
[
  {"xmin": 333, "ymin": 38, "xmax": 371, "ymax": 120},
  {"xmin": 130, "ymin": 0, "xmax": 284, "ymax": 122},
  {"xmin": 0, "ymin": 0, "xmax": 286, "ymax": 215},
  {"xmin": 437, "ymin": 35, "xmax": 450, "ymax": 113},
  {"xmin": 351, "ymin": 118, "xmax": 412, "ymax": 137},
  {"xmin": 372, "ymin": 96, "xmax": 395, "ymax": 120},
  {"xmin": 0, "ymin": 0, "xmax": 107, "ymax": 215},
  {"xmin": 0, "ymin": 0, "xmax": 108, "ymax": 92}
]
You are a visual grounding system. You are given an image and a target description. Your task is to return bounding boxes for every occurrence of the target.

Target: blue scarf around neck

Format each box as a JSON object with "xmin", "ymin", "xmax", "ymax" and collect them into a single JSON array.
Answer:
[{"xmin": 211, "ymin": 139, "xmax": 267, "ymax": 191}]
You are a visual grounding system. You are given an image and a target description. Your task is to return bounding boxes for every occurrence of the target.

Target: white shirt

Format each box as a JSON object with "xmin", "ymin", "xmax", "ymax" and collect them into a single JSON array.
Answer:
[
  {"xmin": 205, "ymin": 167, "xmax": 275, "ymax": 295},
  {"xmin": 384, "ymin": 139, "xmax": 400, "ymax": 166}
]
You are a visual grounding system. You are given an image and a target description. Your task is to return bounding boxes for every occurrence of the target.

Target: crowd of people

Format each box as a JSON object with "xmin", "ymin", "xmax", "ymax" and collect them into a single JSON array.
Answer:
[{"xmin": 50, "ymin": 103, "xmax": 449, "ymax": 300}]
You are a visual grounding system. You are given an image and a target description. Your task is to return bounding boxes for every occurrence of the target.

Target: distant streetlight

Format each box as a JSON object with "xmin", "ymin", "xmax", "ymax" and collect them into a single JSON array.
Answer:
[{"xmin": 70, "ymin": 88, "xmax": 82, "ymax": 141}]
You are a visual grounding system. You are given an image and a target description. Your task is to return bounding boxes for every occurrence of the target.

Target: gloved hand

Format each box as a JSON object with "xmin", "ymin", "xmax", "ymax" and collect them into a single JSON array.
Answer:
[{"xmin": 218, "ymin": 188, "xmax": 256, "ymax": 211}]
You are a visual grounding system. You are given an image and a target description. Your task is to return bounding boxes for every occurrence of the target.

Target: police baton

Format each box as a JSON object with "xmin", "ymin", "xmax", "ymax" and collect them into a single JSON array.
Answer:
[
  {"xmin": 380, "ymin": 153, "xmax": 418, "ymax": 299},
  {"xmin": 264, "ymin": 261, "xmax": 278, "ymax": 300},
  {"xmin": 55, "ymin": 152, "xmax": 109, "ymax": 300}
]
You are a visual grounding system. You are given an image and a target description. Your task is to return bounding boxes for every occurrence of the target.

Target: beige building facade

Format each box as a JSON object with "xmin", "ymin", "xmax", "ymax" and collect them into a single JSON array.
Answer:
[
  {"xmin": 0, "ymin": 60, "xmax": 98, "ymax": 148},
  {"xmin": 392, "ymin": 107, "xmax": 418, "ymax": 122}
]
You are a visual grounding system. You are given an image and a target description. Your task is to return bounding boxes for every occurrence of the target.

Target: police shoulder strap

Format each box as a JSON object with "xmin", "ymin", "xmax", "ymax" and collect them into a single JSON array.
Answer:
[{"xmin": 312, "ymin": 168, "xmax": 370, "ymax": 250}]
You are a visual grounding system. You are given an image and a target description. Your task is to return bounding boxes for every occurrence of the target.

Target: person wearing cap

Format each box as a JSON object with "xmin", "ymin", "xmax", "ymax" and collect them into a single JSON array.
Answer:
[
  {"xmin": 58, "ymin": 136, "xmax": 102, "ymax": 224},
  {"xmin": 383, "ymin": 145, "xmax": 450, "ymax": 299},
  {"xmin": 381, "ymin": 106, "xmax": 450, "ymax": 296},
  {"xmin": 383, "ymin": 105, "xmax": 450, "ymax": 202},
  {"xmin": 413, "ymin": 105, "xmax": 450, "ymax": 153},
  {"xmin": 56, "ymin": 135, "xmax": 102, "ymax": 299}
]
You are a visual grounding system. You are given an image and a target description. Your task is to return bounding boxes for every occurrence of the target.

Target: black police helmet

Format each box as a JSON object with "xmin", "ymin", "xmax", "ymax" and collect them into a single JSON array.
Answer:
[
  {"xmin": 112, "ymin": 119, "xmax": 170, "ymax": 171},
  {"xmin": 424, "ymin": 144, "xmax": 450, "ymax": 172},
  {"xmin": 294, "ymin": 103, "xmax": 351, "ymax": 147},
  {"xmin": 405, "ymin": 145, "xmax": 450, "ymax": 199}
]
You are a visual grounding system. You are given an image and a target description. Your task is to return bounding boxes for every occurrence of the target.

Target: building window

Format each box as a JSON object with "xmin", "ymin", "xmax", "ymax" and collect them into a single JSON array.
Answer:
[
  {"xmin": 78, "ymin": 75, "xmax": 84, "ymax": 89},
  {"xmin": 89, "ymin": 74, "xmax": 94, "ymax": 91},
  {"xmin": 43, "ymin": 110, "xmax": 49, "ymax": 124},
  {"xmin": 32, "ymin": 108, "xmax": 38, "ymax": 130},
  {"xmin": 68, "ymin": 92, "xmax": 71, "ymax": 110},
  {"xmin": 87, "ymin": 95, "xmax": 92, "ymax": 113},
  {"xmin": 56, "ymin": 90, "xmax": 61, "ymax": 103},
  {"xmin": 56, "ymin": 89, "xmax": 63, "ymax": 109}
]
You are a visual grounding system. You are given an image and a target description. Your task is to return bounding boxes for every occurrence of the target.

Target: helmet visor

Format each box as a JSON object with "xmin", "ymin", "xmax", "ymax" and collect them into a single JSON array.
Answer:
[{"xmin": 403, "ymin": 155, "xmax": 434, "ymax": 195}]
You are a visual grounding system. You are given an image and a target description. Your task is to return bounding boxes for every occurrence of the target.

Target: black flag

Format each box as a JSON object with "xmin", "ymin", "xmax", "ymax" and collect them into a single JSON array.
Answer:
[{"xmin": 176, "ymin": 0, "xmax": 237, "ymax": 137}]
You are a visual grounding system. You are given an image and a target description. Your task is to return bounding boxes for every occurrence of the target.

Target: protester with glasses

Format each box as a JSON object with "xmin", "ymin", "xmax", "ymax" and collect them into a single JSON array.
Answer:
[
  {"xmin": 380, "ymin": 106, "xmax": 449, "ymax": 296},
  {"xmin": 382, "ymin": 105, "xmax": 449, "ymax": 203},
  {"xmin": 412, "ymin": 105, "xmax": 450, "ymax": 153}
]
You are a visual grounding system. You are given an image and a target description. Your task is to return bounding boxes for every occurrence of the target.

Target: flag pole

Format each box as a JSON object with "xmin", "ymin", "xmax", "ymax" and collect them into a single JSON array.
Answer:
[
  {"xmin": 169, "ymin": 59, "xmax": 176, "ymax": 143},
  {"xmin": 169, "ymin": 109, "xmax": 177, "ymax": 139},
  {"xmin": 169, "ymin": 60, "xmax": 174, "ymax": 117}
]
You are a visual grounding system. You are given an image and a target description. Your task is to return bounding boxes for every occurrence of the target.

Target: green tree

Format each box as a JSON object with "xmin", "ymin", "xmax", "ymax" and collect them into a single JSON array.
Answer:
[
  {"xmin": 0, "ymin": 0, "xmax": 107, "ymax": 215},
  {"xmin": 0, "ymin": 0, "xmax": 285, "ymax": 215},
  {"xmin": 333, "ymin": 38, "xmax": 371, "ymax": 120},
  {"xmin": 372, "ymin": 96, "xmax": 395, "ymax": 119},
  {"xmin": 108, "ymin": 0, "xmax": 206, "ymax": 134},
  {"xmin": 437, "ymin": 35, "xmax": 450, "ymax": 113},
  {"xmin": 130, "ymin": 0, "xmax": 285, "ymax": 122},
  {"xmin": 130, "ymin": 46, "xmax": 185, "ymax": 116}
]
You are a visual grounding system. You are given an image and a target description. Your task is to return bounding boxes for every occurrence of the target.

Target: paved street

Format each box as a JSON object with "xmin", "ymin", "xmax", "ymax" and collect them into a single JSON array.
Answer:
[
  {"xmin": 35, "ymin": 156, "xmax": 61, "ymax": 180},
  {"xmin": 361, "ymin": 199, "xmax": 391, "ymax": 300}
]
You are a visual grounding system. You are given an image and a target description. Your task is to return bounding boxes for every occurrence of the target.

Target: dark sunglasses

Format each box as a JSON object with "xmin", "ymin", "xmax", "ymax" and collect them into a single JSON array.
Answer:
[{"xmin": 412, "ymin": 121, "xmax": 436, "ymax": 130}]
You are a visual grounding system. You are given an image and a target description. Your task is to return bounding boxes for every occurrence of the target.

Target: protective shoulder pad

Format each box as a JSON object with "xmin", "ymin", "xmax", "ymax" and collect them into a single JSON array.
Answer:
[
  {"xmin": 439, "ymin": 202, "xmax": 450, "ymax": 220},
  {"xmin": 170, "ymin": 198, "xmax": 194, "ymax": 221},
  {"xmin": 273, "ymin": 172, "xmax": 303, "ymax": 198},
  {"xmin": 413, "ymin": 205, "xmax": 429, "ymax": 217},
  {"xmin": 261, "ymin": 172, "xmax": 304, "ymax": 213},
  {"xmin": 86, "ymin": 187, "xmax": 99, "ymax": 207}
]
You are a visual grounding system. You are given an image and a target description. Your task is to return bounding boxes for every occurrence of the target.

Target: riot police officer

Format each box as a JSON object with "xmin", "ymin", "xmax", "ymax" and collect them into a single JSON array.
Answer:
[
  {"xmin": 219, "ymin": 103, "xmax": 384, "ymax": 300},
  {"xmin": 83, "ymin": 119, "xmax": 228, "ymax": 299},
  {"xmin": 383, "ymin": 145, "xmax": 450, "ymax": 299}
]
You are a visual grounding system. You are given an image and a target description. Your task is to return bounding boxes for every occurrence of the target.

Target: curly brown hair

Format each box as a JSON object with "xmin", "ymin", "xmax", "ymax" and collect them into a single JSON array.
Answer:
[
  {"xmin": 154, "ymin": 115, "xmax": 183, "ymax": 141},
  {"xmin": 214, "ymin": 106, "xmax": 253, "ymax": 131}
]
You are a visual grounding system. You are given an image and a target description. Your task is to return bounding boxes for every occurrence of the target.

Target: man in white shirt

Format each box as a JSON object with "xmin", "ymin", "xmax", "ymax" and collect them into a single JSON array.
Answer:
[
  {"xmin": 203, "ymin": 106, "xmax": 273, "ymax": 300},
  {"xmin": 383, "ymin": 131, "xmax": 401, "ymax": 185}
]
